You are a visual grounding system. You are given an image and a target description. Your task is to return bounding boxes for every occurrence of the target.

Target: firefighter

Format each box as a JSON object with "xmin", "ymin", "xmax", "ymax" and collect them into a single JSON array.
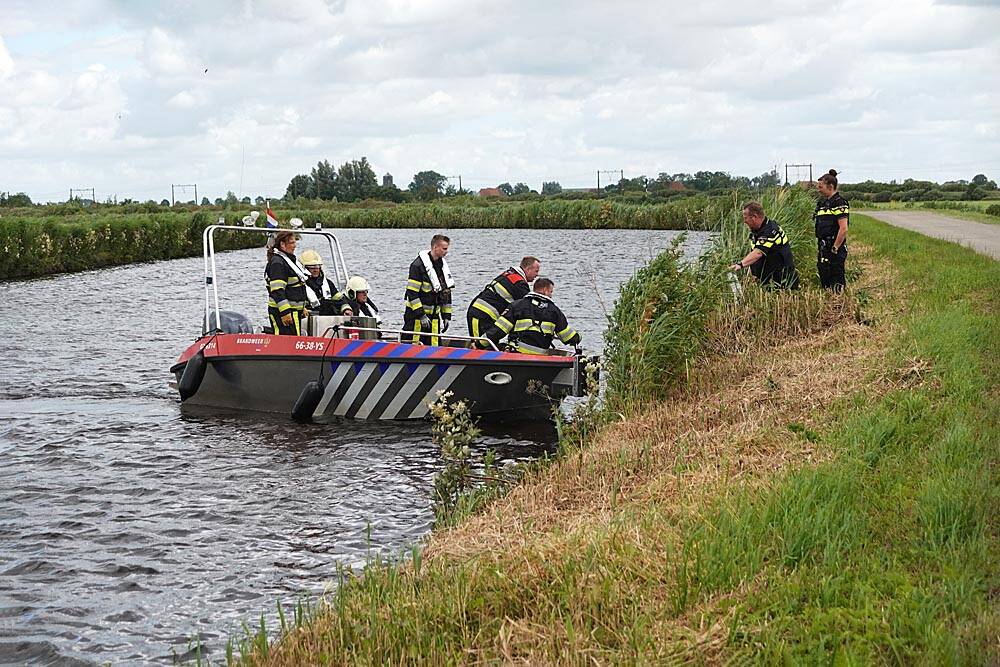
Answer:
[
  {"xmin": 338, "ymin": 275, "xmax": 381, "ymax": 322},
  {"xmin": 402, "ymin": 234, "xmax": 454, "ymax": 345},
  {"xmin": 300, "ymin": 249, "xmax": 350, "ymax": 316},
  {"xmin": 814, "ymin": 169, "xmax": 850, "ymax": 291},
  {"xmin": 467, "ymin": 256, "xmax": 540, "ymax": 339},
  {"xmin": 729, "ymin": 201, "xmax": 800, "ymax": 289},
  {"xmin": 483, "ymin": 278, "xmax": 581, "ymax": 354},
  {"xmin": 265, "ymin": 230, "xmax": 311, "ymax": 335}
]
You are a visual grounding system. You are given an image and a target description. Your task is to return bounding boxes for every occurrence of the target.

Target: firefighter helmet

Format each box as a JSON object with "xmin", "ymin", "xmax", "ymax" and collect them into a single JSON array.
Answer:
[
  {"xmin": 346, "ymin": 275, "xmax": 370, "ymax": 298},
  {"xmin": 299, "ymin": 249, "xmax": 323, "ymax": 267}
]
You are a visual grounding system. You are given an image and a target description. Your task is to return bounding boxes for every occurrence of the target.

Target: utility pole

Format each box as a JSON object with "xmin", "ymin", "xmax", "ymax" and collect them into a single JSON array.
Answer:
[
  {"xmin": 445, "ymin": 175, "xmax": 463, "ymax": 193},
  {"xmin": 597, "ymin": 169, "xmax": 621, "ymax": 191},
  {"xmin": 784, "ymin": 163, "xmax": 813, "ymax": 186},
  {"xmin": 171, "ymin": 184, "xmax": 198, "ymax": 206},
  {"xmin": 69, "ymin": 187, "xmax": 95, "ymax": 204}
]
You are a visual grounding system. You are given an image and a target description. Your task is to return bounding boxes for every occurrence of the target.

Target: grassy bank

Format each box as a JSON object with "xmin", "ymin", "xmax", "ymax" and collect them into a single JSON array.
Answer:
[
  {"xmin": 1, "ymin": 197, "xmax": 728, "ymax": 280},
  {"xmin": 230, "ymin": 202, "xmax": 998, "ymax": 664},
  {"xmin": 857, "ymin": 199, "xmax": 1000, "ymax": 225}
]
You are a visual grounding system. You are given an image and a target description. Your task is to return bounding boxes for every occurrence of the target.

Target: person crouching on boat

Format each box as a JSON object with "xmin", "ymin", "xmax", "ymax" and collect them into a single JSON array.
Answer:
[
  {"xmin": 301, "ymin": 249, "xmax": 351, "ymax": 316},
  {"xmin": 338, "ymin": 276, "xmax": 381, "ymax": 323},
  {"xmin": 402, "ymin": 234, "xmax": 454, "ymax": 346},
  {"xmin": 467, "ymin": 256, "xmax": 540, "ymax": 339},
  {"xmin": 266, "ymin": 231, "xmax": 318, "ymax": 335},
  {"xmin": 482, "ymin": 278, "xmax": 581, "ymax": 354}
]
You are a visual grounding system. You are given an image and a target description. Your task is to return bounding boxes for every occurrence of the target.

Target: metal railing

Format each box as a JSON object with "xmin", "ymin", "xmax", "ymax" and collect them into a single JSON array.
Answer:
[
  {"xmin": 319, "ymin": 325, "xmax": 501, "ymax": 352},
  {"xmin": 202, "ymin": 225, "xmax": 349, "ymax": 334}
]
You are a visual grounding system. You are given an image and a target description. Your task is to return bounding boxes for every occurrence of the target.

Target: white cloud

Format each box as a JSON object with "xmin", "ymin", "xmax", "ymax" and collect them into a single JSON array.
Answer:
[{"xmin": 0, "ymin": 0, "xmax": 998, "ymax": 201}]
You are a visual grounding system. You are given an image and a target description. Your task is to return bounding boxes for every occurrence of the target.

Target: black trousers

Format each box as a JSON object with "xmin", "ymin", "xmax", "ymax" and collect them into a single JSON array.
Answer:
[
  {"xmin": 466, "ymin": 310, "xmax": 496, "ymax": 340},
  {"xmin": 269, "ymin": 308, "xmax": 302, "ymax": 335},
  {"xmin": 402, "ymin": 316, "xmax": 443, "ymax": 346},
  {"xmin": 817, "ymin": 238, "xmax": 847, "ymax": 292}
]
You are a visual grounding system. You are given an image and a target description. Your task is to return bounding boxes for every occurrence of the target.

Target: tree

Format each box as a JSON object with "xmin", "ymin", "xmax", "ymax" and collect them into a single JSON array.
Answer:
[
  {"xmin": 971, "ymin": 174, "xmax": 997, "ymax": 190},
  {"xmin": 201, "ymin": 197, "xmax": 211, "ymax": 206},
  {"xmin": 408, "ymin": 170, "xmax": 447, "ymax": 200},
  {"xmin": 214, "ymin": 197, "xmax": 224, "ymax": 206},
  {"xmin": 335, "ymin": 157, "xmax": 378, "ymax": 202},
  {"xmin": 160, "ymin": 199, "xmax": 170, "ymax": 206},
  {"xmin": 285, "ymin": 174, "xmax": 316, "ymax": 200},
  {"xmin": 512, "ymin": 182, "xmax": 530, "ymax": 195},
  {"xmin": 311, "ymin": 160, "xmax": 338, "ymax": 200},
  {"xmin": 497, "ymin": 182, "xmax": 514, "ymax": 197},
  {"xmin": 240, "ymin": 196, "xmax": 252, "ymax": 204},
  {"xmin": 223, "ymin": 191, "xmax": 239, "ymax": 209},
  {"xmin": 541, "ymin": 181, "xmax": 562, "ymax": 195},
  {"xmin": 0, "ymin": 192, "xmax": 33, "ymax": 207},
  {"xmin": 255, "ymin": 195, "xmax": 266, "ymax": 205}
]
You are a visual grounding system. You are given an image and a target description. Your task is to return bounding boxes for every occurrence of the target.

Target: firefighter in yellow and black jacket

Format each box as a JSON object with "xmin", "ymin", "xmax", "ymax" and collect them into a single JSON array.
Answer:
[
  {"xmin": 402, "ymin": 234, "xmax": 454, "ymax": 345},
  {"xmin": 483, "ymin": 277, "xmax": 581, "ymax": 354},
  {"xmin": 467, "ymin": 256, "xmax": 540, "ymax": 339},
  {"xmin": 265, "ymin": 230, "xmax": 308, "ymax": 335},
  {"xmin": 814, "ymin": 169, "xmax": 850, "ymax": 291}
]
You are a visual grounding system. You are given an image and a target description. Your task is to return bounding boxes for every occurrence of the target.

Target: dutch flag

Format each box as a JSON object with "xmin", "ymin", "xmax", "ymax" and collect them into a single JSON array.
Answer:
[{"xmin": 266, "ymin": 206, "xmax": 279, "ymax": 228}]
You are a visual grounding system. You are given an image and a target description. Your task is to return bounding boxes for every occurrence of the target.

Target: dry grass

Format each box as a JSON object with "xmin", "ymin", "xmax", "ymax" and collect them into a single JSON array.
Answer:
[{"xmin": 428, "ymin": 244, "xmax": 898, "ymax": 564}]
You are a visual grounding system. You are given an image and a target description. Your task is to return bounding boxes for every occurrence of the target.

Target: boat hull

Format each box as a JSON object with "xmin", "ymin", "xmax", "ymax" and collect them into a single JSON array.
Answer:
[{"xmin": 171, "ymin": 334, "xmax": 578, "ymax": 422}]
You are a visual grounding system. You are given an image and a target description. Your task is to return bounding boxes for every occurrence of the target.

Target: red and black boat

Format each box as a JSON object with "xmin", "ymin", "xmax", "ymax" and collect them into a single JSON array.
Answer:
[{"xmin": 170, "ymin": 223, "xmax": 595, "ymax": 422}]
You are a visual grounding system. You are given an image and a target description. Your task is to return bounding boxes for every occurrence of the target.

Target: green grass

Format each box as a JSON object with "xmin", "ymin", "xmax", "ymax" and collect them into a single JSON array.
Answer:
[
  {"xmin": 857, "ymin": 200, "xmax": 1000, "ymax": 225},
  {"xmin": 230, "ymin": 212, "xmax": 998, "ymax": 666}
]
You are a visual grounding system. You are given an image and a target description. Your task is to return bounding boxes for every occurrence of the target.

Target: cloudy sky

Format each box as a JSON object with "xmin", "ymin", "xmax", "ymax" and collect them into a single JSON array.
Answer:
[{"xmin": 1, "ymin": 0, "xmax": 998, "ymax": 203}]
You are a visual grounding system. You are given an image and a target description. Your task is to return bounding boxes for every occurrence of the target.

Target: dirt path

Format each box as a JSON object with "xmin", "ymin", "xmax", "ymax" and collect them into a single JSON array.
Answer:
[{"xmin": 863, "ymin": 210, "xmax": 1000, "ymax": 260}]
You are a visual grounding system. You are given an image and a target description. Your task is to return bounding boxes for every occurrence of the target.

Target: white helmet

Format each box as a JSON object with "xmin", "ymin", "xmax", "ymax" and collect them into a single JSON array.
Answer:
[
  {"xmin": 289, "ymin": 217, "xmax": 304, "ymax": 229},
  {"xmin": 241, "ymin": 215, "xmax": 254, "ymax": 226},
  {"xmin": 299, "ymin": 249, "xmax": 323, "ymax": 267},
  {"xmin": 249, "ymin": 210, "xmax": 260, "ymax": 221},
  {"xmin": 346, "ymin": 275, "xmax": 370, "ymax": 298}
]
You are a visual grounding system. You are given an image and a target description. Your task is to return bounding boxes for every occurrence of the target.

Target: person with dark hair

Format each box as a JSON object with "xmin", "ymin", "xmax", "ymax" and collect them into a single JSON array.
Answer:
[
  {"xmin": 729, "ymin": 201, "xmax": 800, "ymax": 289},
  {"xmin": 265, "ymin": 230, "xmax": 310, "ymax": 335},
  {"xmin": 466, "ymin": 256, "xmax": 541, "ymax": 339},
  {"xmin": 402, "ymin": 234, "xmax": 454, "ymax": 345},
  {"xmin": 482, "ymin": 277, "xmax": 581, "ymax": 355},
  {"xmin": 814, "ymin": 169, "xmax": 850, "ymax": 291}
]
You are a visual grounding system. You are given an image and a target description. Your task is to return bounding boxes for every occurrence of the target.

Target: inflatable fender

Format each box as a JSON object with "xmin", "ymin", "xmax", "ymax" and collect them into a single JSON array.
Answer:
[
  {"xmin": 178, "ymin": 351, "xmax": 207, "ymax": 401},
  {"xmin": 291, "ymin": 381, "xmax": 324, "ymax": 423}
]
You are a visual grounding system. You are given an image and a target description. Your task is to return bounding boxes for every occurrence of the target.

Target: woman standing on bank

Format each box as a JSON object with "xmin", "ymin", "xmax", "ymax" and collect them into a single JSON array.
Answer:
[
  {"xmin": 265, "ymin": 230, "xmax": 308, "ymax": 335},
  {"xmin": 814, "ymin": 169, "xmax": 850, "ymax": 291}
]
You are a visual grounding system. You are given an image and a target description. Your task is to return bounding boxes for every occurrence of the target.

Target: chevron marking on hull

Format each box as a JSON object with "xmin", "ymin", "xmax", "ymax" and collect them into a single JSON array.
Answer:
[
  {"xmin": 407, "ymin": 365, "xmax": 464, "ymax": 419},
  {"xmin": 379, "ymin": 364, "xmax": 434, "ymax": 420}
]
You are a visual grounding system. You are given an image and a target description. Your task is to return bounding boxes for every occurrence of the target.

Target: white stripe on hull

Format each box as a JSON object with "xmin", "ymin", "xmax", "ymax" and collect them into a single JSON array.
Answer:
[
  {"xmin": 333, "ymin": 363, "xmax": 377, "ymax": 416},
  {"xmin": 380, "ymin": 365, "xmax": 434, "ymax": 420},
  {"xmin": 408, "ymin": 365, "xmax": 463, "ymax": 419},
  {"xmin": 313, "ymin": 362, "xmax": 352, "ymax": 417},
  {"xmin": 353, "ymin": 364, "xmax": 405, "ymax": 419}
]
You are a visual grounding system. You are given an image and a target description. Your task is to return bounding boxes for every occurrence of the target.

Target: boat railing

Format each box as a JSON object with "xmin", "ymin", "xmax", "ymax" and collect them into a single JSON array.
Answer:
[
  {"xmin": 320, "ymin": 325, "xmax": 501, "ymax": 352},
  {"xmin": 202, "ymin": 223, "xmax": 349, "ymax": 334}
]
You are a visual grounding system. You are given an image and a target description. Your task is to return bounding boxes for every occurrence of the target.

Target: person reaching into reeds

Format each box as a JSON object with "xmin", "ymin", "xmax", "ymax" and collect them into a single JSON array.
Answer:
[{"xmin": 729, "ymin": 201, "xmax": 800, "ymax": 289}]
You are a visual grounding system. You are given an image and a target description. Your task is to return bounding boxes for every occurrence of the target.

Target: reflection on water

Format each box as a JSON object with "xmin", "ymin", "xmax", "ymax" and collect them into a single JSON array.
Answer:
[{"xmin": 0, "ymin": 227, "xmax": 709, "ymax": 664}]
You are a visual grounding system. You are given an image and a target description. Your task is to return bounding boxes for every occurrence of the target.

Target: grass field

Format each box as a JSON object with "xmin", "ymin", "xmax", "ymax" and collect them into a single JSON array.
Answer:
[
  {"xmin": 856, "ymin": 200, "xmax": 1000, "ymax": 225},
  {"xmin": 226, "ymin": 212, "xmax": 998, "ymax": 665}
]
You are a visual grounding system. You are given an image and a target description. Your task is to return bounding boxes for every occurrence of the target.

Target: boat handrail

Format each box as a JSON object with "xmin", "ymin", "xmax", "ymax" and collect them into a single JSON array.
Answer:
[
  {"xmin": 320, "ymin": 325, "xmax": 501, "ymax": 352},
  {"xmin": 201, "ymin": 224, "xmax": 350, "ymax": 334}
]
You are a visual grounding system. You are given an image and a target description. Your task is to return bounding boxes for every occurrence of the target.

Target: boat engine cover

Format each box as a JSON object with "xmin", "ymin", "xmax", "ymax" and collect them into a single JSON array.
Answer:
[{"xmin": 204, "ymin": 310, "xmax": 254, "ymax": 335}]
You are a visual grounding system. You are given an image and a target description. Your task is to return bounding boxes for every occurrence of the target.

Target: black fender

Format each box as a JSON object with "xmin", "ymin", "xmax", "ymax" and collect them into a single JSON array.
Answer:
[
  {"xmin": 291, "ymin": 381, "xmax": 324, "ymax": 423},
  {"xmin": 178, "ymin": 351, "xmax": 207, "ymax": 401}
]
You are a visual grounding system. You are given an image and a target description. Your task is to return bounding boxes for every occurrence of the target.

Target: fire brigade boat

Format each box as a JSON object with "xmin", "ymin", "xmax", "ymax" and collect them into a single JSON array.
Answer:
[{"xmin": 170, "ymin": 224, "xmax": 596, "ymax": 422}]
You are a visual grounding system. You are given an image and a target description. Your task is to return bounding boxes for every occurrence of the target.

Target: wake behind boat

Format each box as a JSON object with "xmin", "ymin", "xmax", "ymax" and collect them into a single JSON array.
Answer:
[{"xmin": 170, "ymin": 223, "xmax": 597, "ymax": 422}]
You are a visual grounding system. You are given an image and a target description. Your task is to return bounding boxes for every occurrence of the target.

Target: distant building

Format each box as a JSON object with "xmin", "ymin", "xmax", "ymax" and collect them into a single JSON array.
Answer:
[
  {"xmin": 383, "ymin": 173, "xmax": 394, "ymax": 188},
  {"xmin": 666, "ymin": 181, "xmax": 685, "ymax": 191},
  {"xmin": 478, "ymin": 187, "xmax": 503, "ymax": 198}
]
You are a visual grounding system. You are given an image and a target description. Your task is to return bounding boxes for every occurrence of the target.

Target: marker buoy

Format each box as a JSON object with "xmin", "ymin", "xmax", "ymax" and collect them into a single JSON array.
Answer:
[
  {"xmin": 178, "ymin": 351, "xmax": 207, "ymax": 401},
  {"xmin": 291, "ymin": 381, "xmax": 324, "ymax": 422}
]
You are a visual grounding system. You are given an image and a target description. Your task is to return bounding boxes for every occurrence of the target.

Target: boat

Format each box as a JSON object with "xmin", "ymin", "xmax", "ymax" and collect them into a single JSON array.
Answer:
[{"xmin": 170, "ymin": 223, "xmax": 597, "ymax": 422}]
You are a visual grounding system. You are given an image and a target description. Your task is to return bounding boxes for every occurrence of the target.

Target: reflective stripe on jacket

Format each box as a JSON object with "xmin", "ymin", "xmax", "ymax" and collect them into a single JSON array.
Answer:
[
  {"xmin": 266, "ymin": 254, "xmax": 306, "ymax": 313},
  {"xmin": 814, "ymin": 192, "xmax": 850, "ymax": 238},
  {"xmin": 403, "ymin": 255, "xmax": 453, "ymax": 323},
  {"xmin": 469, "ymin": 267, "xmax": 530, "ymax": 323},
  {"xmin": 485, "ymin": 293, "xmax": 580, "ymax": 355}
]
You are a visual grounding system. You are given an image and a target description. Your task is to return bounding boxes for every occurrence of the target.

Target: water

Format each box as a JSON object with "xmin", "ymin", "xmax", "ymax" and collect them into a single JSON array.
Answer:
[{"xmin": 0, "ymin": 227, "xmax": 709, "ymax": 664}]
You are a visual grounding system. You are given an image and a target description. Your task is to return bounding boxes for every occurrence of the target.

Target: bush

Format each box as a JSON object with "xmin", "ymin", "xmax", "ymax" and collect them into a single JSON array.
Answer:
[{"xmin": 985, "ymin": 204, "xmax": 1000, "ymax": 217}]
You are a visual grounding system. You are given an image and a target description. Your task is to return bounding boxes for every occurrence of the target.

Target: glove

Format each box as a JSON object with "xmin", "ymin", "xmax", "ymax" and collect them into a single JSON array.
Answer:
[
  {"xmin": 441, "ymin": 319, "xmax": 450, "ymax": 332},
  {"xmin": 419, "ymin": 316, "xmax": 431, "ymax": 330},
  {"xmin": 280, "ymin": 313, "xmax": 293, "ymax": 326}
]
